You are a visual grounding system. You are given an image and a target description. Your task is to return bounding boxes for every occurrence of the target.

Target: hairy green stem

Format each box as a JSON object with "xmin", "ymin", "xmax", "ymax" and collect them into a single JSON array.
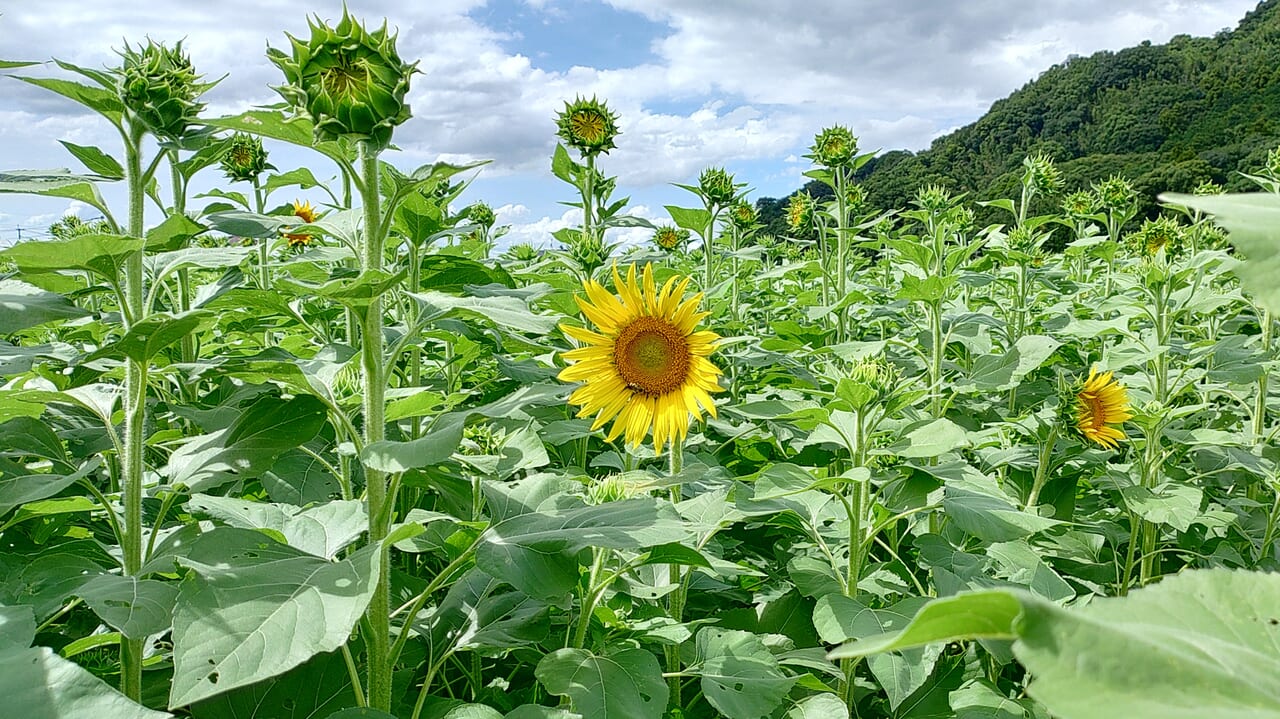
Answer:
[
  {"xmin": 1024, "ymin": 429, "xmax": 1059, "ymax": 510},
  {"xmin": 358, "ymin": 144, "xmax": 392, "ymax": 712},
  {"xmin": 120, "ymin": 124, "xmax": 147, "ymax": 702},
  {"xmin": 666, "ymin": 439, "xmax": 687, "ymax": 711}
]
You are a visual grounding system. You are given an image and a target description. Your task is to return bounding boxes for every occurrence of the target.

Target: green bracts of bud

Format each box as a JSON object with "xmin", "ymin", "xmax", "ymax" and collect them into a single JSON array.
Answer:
[
  {"xmin": 220, "ymin": 133, "xmax": 270, "ymax": 183},
  {"xmin": 811, "ymin": 125, "xmax": 858, "ymax": 168},
  {"xmin": 268, "ymin": 8, "xmax": 417, "ymax": 149},
  {"xmin": 729, "ymin": 199, "xmax": 757, "ymax": 230},
  {"xmin": 555, "ymin": 96, "xmax": 620, "ymax": 157},
  {"xmin": 466, "ymin": 202, "xmax": 496, "ymax": 229},
  {"xmin": 698, "ymin": 167, "xmax": 736, "ymax": 207},
  {"xmin": 117, "ymin": 39, "xmax": 204, "ymax": 141}
]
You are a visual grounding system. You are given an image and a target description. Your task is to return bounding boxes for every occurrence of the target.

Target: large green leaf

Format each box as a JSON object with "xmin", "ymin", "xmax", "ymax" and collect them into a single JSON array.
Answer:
[
  {"xmin": 954, "ymin": 334, "xmax": 1060, "ymax": 392},
  {"xmin": 12, "ymin": 74, "xmax": 124, "ymax": 121},
  {"xmin": 186, "ymin": 494, "xmax": 366, "ymax": 559},
  {"xmin": 0, "ymin": 643, "xmax": 172, "ymax": 718},
  {"xmin": 696, "ymin": 628, "xmax": 796, "ymax": 719},
  {"xmin": 0, "ymin": 547, "xmax": 104, "ymax": 621},
  {"xmin": 58, "ymin": 140, "xmax": 124, "ymax": 180},
  {"xmin": 410, "ymin": 291, "xmax": 560, "ymax": 334},
  {"xmin": 0, "ymin": 279, "xmax": 89, "ymax": 332},
  {"xmin": 189, "ymin": 650, "xmax": 357, "ymax": 719},
  {"xmin": 0, "ymin": 231, "xmax": 141, "ymax": 281},
  {"xmin": 535, "ymin": 647, "xmax": 667, "ymax": 719},
  {"xmin": 477, "ymin": 498, "xmax": 688, "ymax": 600},
  {"xmin": 0, "ymin": 458, "xmax": 98, "ymax": 517},
  {"xmin": 362, "ymin": 384, "xmax": 569, "ymax": 473},
  {"xmin": 163, "ymin": 394, "xmax": 327, "ymax": 492},
  {"xmin": 169, "ymin": 528, "xmax": 381, "ymax": 708},
  {"xmin": 832, "ymin": 570, "xmax": 1280, "ymax": 719},
  {"xmin": 76, "ymin": 574, "xmax": 179, "ymax": 639},
  {"xmin": 1016, "ymin": 569, "xmax": 1280, "ymax": 719},
  {"xmin": 813, "ymin": 595, "xmax": 940, "ymax": 709},
  {"xmin": 0, "ymin": 168, "xmax": 114, "ymax": 219},
  {"xmin": 1161, "ymin": 192, "xmax": 1280, "ymax": 313},
  {"xmin": 85, "ymin": 310, "xmax": 215, "ymax": 363}
]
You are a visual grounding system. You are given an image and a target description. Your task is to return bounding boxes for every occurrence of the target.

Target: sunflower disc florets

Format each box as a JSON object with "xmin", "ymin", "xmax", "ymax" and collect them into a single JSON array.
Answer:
[
  {"xmin": 117, "ymin": 39, "xmax": 204, "ymax": 141},
  {"xmin": 555, "ymin": 96, "xmax": 620, "ymax": 157},
  {"xmin": 729, "ymin": 199, "xmax": 757, "ymax": 230},
  {"xmin": 268, "ymin": 8, "xmax": 417, "ymax": 149}
]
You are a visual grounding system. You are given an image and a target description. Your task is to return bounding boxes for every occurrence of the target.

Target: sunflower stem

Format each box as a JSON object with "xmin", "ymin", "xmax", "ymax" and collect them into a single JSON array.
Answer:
[
  {"xmin": 357, "ymin": 142, "xmax": 392, "ymax": 713},
  {"xmin": 666, "ymin": 437, "xmax": 687, "ymax": 711},
  {"xmin": 119, "ymin": 121, "xmax": 147, "ymax": 703},
  {"xmin": 1024, "ymin": 428, "xmax": 1058, "ymax": 510}
]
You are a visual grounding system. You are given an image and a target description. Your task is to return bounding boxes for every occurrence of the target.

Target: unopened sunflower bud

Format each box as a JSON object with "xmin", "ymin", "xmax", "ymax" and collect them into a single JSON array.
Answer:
[
  {"xmin": 914, "ymin": 184, "xmax": 953, "ymax": 214},
  {"xmin": 811, "ymin": 125, "xmax": 858, "ymax": 168},
  {"xmin": 1093, "ymin": 175, "xmax": 1136, "ymax": 213},
  {"xmin": 698, "ymin": 167, "xmax": 736, "ymax": 207},
  {"xmin": 268, "ymin": 8, "xmax": 417, "ymax": 149},
  {"xmin": 220, "ymin": 133, "xmax": 270, "ymax": 183},
  {"xmin": 466, "ymin": 202, "xmax": 496, "ymax": 229},
  {"xmin": 729, "ymin": 199, "xmax": 757, "ymax": 230},
  {"xmin": 1127, "ymin": 215, "xmax": 1184, "ymax": 257},
  {"xmin": 653, "ymin": 225, "xmax": 686, "ymax": 252},
  {"xmin": 785, "ymin": 192, "xmax": 814, "ymax": 233},
  {"xmin": 117, "ymin": 39, "xmax": 203, "ymax": 141},
  {"xmin": 1193, "ymin": 179, "xmax": 1224, "ymax": 196},
  {"xmin": 1062, "ymin": 190, "xmax": 1098, "ymax": 219},
  {"xmin": 555, "ymin": 96, "xmax": 620, "ymax": 157},
  {"xmin": 1023, "ymin": 152, "xmax": 1062, "ymax": 196}
]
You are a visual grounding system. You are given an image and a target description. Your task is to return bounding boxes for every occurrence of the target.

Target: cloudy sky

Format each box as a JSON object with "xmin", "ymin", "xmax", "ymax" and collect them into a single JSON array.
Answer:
[{"xmin": 0, "ymin": 0, "xmax": 1261, "ymax": 247}]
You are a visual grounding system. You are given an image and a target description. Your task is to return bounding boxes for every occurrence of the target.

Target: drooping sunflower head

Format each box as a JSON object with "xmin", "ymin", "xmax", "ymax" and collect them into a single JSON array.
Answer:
[
  {"xmin": 556, "ymin": 96, "xmax": 620, "ymax": 156},
  {"xmin": 653, "ymin": 225, "xmax": 686, "ymax": 252},
  {"xmin": 284, "ymin": 199, "xmax": 320, "ymax": 248},
  {"xmin": 810, "ymin": 125, "xmax": 858, "ymax": 168},
  {"xmin": 1069, "ymin": 366, "xmax": 1133, "ymax": 449},
  {"xmin": 698, "ymin": 167, "xmax": 737, "ymax": 207},
  {"xmin": 1127, "ymin": 215, "xmax": 1185, "ymax": 258},
  {"xmin": 729, "ymin": 199, "xmax": 757, "ymax": 230},
  {"xmin": 1022, "ymin": 152, "xmax": 1062, "ymax": 196},
  {"xmin": 268, "ymin": 8, "xmax": 417, "ymax": 149},
  {"xmin": 220, "ymin": 132, "xmax": 270, "ymax": 183},
  {"xmin": 785, "ymin": 192, "xmax": 814, "ymax": 233},
  {"xmin": 116, "ymin": 39, "xmax": 204, "ymax": 141},
  {"xmin": 1062, "ymin": 190, "xmax": 1098, "ymax": 220},
  {"xmin": 558, "ymin": 263, "xmax": 722, "ymax": 454}
]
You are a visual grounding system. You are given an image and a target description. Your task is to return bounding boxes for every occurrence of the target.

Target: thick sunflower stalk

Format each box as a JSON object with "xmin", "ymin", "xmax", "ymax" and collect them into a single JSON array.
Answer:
[{"xmin": 270, "ymin": 9, "xmax": 416, "ymax": 711}]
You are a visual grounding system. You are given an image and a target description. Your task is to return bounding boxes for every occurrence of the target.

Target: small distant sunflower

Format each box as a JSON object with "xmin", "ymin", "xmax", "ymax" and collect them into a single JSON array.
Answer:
[
  {"xmin": 559, "ymin": 264, "xmax": 722, "ymax": 453},
  {"xmin": 1073, "ymin": 367, "xmax": 1133, "ymax": 449},
  {"xmin": 284, "ymin": 200, "xmax": 319, "ymax": 248}
]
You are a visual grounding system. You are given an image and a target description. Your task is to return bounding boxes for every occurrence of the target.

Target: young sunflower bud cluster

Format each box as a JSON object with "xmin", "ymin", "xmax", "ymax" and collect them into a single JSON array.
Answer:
[
  {"xmin": 269, "ymin": 8, "xmax": 417, "ymax": 149},
  {"xmin": 810, "ymin": 125, "xmax": 858, "ymax": 168},
  {"xmin": 1006, "ymin": 226, "xmax": 1036, "ymax": 254},
  {"xmin": 587, "ymin": 473, "xmax": 641, "ymax": 505},
  {"xmin": 567, "ymin": 231, "xmax": 608, "ymax": 273},
  {"xmin": 506, "ymin": 242, "xmax": 541, "ymax": 263},
  {"xmin": 117, "ymin": 39, "xmax": 203, "ymax": 141},
  {"xmin": 1192, "ymin": 179, "xmax": 1224, "ymax": 196},
  {"xmin": 220, "ymin": 133, "xmax": 271, "ymax": 183},
  {"xmin": 837, "ymin": 357, "xmax": 901, "ymax": 411},
  {"xmin": 914, "ymin": 184, "xmax": 954, "ymax": 214}
]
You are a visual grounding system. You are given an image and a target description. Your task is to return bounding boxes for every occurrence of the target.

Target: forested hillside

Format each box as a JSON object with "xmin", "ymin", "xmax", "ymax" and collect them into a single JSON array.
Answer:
[{"xmin": 759, "ymin": 0, "xmax": 1280, "ymax": 233}]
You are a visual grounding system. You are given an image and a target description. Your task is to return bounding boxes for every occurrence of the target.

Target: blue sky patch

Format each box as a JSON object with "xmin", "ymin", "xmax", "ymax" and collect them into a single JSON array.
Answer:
[{"xmin": 473, "ymin": 0, "xmax": 666, "ymax": 73}]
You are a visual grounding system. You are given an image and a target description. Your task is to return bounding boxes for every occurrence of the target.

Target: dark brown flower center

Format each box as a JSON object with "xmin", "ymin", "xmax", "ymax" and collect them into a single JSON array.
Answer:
[{"xmin": 613, "ymin": 316, "xmax": 691, "ymax": 396}]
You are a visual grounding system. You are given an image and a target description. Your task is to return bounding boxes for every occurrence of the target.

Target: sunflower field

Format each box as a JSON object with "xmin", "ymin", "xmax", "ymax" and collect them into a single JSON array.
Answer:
[{"xmin": 5, "ymin": 10, "xmax": 1280, "ymax": 719}]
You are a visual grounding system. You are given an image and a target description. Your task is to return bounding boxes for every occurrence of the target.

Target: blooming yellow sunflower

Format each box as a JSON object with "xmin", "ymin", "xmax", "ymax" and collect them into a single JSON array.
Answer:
[
  {"xmin": 559, "ymin": 264, "xmax": 722, "ymax": 454},
  {"xmin": 1074, "ymin": 366, "xmax": 1133, "ymax": 449},
  {"xmin": 285, "ymin": 199, "xmax": 318, "ymax": 248}
]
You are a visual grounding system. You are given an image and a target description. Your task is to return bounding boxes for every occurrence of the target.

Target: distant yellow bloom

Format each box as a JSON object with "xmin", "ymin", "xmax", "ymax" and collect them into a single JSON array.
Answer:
[
  {"xmin": 285, "ymin": 200, "xmax": 318, "ymax": 248},
  {"xmin": 558, "ymin": 264, "xmax": 722, "ymax": 453},
  {"xmin": 1074, "ymin": 367, "xmax": 1133, "ymax": 449}
]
